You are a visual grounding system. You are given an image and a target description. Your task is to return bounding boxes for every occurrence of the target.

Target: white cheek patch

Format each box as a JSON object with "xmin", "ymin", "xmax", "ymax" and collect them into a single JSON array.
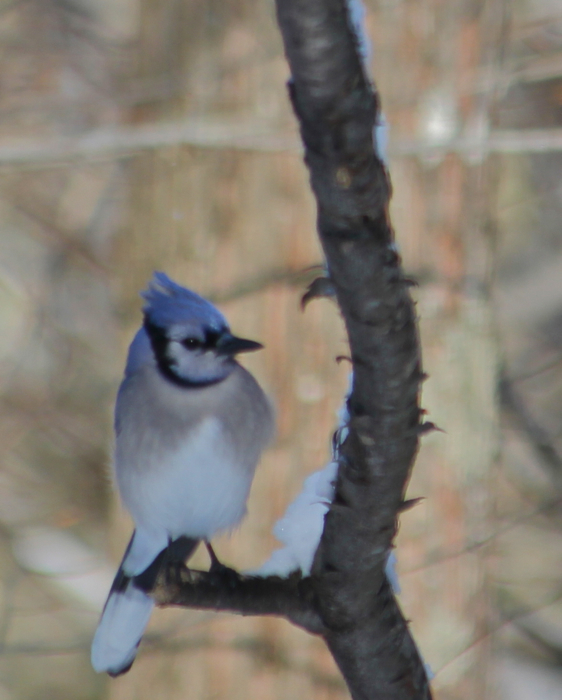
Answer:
[
  {"xmin": 166, "ymin": 340, "xmax": 203, "ymax": 368},
  {"xmin": 166, "ymin": 340, "xmax": 183, "ymax": 364},
  {"xmin": 164, "ymin": 341, "xmax": 228, "ymax": 385},
  {"xmin": 165, "ymin": 341, "xmax": 196, "ymax": 379}
]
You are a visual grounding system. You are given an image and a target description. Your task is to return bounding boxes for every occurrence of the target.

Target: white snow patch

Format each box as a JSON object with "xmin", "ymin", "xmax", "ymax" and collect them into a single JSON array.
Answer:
[
  {"xmin": 385, "ymin": 551, "xmax": 400, "ymax": 594},
  {"xmin": 253, "ymin": 461, "xmax": 338, "ymax": 577},
  {"xmin": 344, "ymin": 0, "xmax": 389, "ymax": 165},
  {"xmin": 375, "ymin": 117, "xmax": 389, "ymax": 163},
  {"xmin": 345, "ymin": 0, "xmax": 371, "ymax": 65},
  {"xmin": 254, "ymin": 366, "xmax": 401, "ymax": 594}
]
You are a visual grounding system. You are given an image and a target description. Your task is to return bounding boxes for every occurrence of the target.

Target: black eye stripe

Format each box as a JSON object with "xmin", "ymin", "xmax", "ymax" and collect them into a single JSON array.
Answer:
[
  {"xmin": 181, "ymin": 337, "xmax": 202, "ymax": 350},
  {"xmin": 204, "ymin": 330, "xmax": 221, "ymax": 348},
  {"xmin": 144, "ymin": 317, "xmax": 226, "ymax": 358},
  {"xmin": 181, "ymin": 330, "xmax": 223, "ymax": 351}
]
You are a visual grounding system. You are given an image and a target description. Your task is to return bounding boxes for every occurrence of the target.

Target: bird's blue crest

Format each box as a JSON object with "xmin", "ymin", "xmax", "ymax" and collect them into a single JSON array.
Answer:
[{"xmin": 141, "ymin": 272, "xmax": 227, "ymax": 331}]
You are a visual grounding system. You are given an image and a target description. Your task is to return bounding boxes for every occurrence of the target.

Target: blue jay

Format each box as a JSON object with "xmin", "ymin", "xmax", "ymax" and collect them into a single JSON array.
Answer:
[{"xmin": 91, "ymin": 272, "xmax": 274, "ymax": 676}]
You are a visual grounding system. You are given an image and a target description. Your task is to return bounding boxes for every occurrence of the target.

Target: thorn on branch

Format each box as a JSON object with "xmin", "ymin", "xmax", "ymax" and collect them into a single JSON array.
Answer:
[
  {"xmin": 301, "ymin": 277, "xmax": 337, "ymax": 309},
  {"xmin": 399, "ymin": 497, "xmax": 425, "ymax": 512},
  {"xmin": 417, "ymin": 421, "xmax": 442, "ymax": 435}
]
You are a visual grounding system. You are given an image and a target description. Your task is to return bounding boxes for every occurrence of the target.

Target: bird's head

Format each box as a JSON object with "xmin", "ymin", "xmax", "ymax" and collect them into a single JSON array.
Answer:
[{"xmin": 141, "ymin": 272, "xmax": 262, "ymax": 386}]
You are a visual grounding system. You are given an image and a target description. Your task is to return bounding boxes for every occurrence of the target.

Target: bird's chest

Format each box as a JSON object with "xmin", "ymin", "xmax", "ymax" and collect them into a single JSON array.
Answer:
[{"xmin": 115, "ymin": 416, "xmax": 254, "ymax": 539}]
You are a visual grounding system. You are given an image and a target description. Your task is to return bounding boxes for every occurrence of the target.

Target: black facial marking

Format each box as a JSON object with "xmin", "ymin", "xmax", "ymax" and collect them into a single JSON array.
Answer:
[
  {"xmin": 144, "ymin": 318, "xmax": 168, "ymax": 361},
  {"xmin": 181, "ymin": 337, "xmax": 203, "ymax": 350},
  {"xmin": 180, "ymin": 329, "xmax": 223, "ymax": 352},
  {"xmin": 204, "ymin": 329, "xmax": 222, "ymax": 349},
  {"xmin": 143, "ymin": 317, "xmax": 226, "ymax": 388}
]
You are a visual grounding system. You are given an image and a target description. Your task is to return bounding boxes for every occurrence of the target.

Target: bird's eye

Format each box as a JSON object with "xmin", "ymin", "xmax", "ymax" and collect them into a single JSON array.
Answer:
[{"xmin": 182, "ymin": 337, "xmax": 202, "ymax": 350}]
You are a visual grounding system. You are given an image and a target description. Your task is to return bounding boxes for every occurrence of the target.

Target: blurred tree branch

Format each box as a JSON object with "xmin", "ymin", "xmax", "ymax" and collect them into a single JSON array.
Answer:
[
  {"xmin": 500, "ymin": 370, "xmax": 562, "ymax": 489},
  {"xmin": 148, "ymin": 0, "xmax": 431, "ymax": 698}
]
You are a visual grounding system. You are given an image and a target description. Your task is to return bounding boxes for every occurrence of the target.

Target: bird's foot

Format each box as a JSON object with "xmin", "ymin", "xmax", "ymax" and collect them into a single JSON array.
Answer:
[{"xmin": 205, "ymin": 542, "xmax": 239, "ymax": 589}]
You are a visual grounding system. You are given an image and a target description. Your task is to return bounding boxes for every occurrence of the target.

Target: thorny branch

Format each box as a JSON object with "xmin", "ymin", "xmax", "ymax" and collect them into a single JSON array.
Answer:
[{"xmin": 148, "ymin": 1, "xmax": 432, "ymax": 698}]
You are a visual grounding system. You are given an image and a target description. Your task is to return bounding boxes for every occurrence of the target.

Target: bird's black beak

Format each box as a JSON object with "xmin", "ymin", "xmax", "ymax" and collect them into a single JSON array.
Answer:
[{"xmin": 216, "ymin": 333, "xmax": 263, "ymax": 356}]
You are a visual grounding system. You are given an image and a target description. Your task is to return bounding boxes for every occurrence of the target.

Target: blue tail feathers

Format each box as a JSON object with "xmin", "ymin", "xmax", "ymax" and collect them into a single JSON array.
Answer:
[{"xmin": 91, "ymin": 533, "xmax": 199, "ymax": 676}]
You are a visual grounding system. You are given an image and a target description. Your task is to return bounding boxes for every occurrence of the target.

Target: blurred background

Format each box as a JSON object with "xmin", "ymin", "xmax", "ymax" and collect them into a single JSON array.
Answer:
[{"xmin": 0, "ymin": 0, "xmax": 560, "ymax": 698}]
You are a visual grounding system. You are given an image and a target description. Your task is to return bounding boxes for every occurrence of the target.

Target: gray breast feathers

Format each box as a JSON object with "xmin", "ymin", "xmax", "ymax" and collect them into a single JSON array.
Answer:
[{"xmin": 114, "ymin": 362, "xmax": 274, "ymax": 477}]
